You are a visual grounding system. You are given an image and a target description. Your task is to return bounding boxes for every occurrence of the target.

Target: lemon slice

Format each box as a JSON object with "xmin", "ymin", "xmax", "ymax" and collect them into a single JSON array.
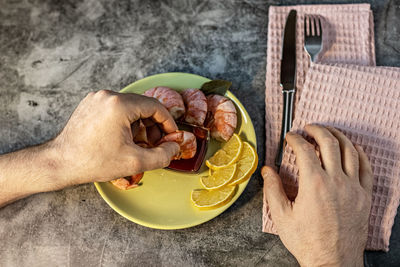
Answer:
[
  {"xmin": 200, "ymin": 164, "xmax": 237, "ymax": 190},
  {"xmin": 229, "ymin": 142, "xmax": 258, "ymax": 185},
  {"xmin": 206, "ymin": 134, "xmax": 243, "ymax": 170},
  {"xmin": 191, "ymin": 186, "xmax": 237, "ymax": 209}
]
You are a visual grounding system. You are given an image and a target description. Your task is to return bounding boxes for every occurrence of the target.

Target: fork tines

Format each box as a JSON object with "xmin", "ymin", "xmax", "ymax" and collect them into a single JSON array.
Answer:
[
  {"xmin": 304, "ymin": 15, "xmax": 323, "ymax": 63},
  {"xmin": 304, "ymin": 15, "xmax": 322, "ymax": 37}
]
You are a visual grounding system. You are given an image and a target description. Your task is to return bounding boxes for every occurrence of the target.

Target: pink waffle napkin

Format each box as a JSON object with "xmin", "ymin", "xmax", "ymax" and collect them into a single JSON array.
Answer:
[
  {"xmin": 276, "ymin": 63, "xmax": 400, "ymax": 252},
  {"xmin": 265, "ymin": 3, "xmax": 375, "ymax": 172},
  {"xmin": 261, "ymin": 4, "xmax": 400, "ymax": 251}
]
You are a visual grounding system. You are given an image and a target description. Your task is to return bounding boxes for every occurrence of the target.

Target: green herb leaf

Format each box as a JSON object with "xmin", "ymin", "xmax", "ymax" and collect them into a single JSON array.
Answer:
[{"xmin": 200, "ymin": 80, "xmax": 232, "ymax": 96}]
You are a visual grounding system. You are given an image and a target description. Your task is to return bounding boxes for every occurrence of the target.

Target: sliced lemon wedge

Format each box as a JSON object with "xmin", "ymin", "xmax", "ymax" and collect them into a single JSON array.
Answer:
[
  {"xmin": 200, "ymin": 164, "xmax": 237, "ymax": 190},
  {"xmin": 206, "ymin": 134, "xmax": 242, "ymax": 170},
  {"xmin": 191, "ymin": 186, "xmax": 237, "ymax": 209},
  {"xmin": 229, "ymin": 142, "xmax": 258, "ymax": 185}
]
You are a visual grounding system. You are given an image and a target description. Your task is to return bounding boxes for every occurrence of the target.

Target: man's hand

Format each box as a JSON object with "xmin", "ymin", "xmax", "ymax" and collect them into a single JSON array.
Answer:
[
  {"xmin": 0, "ymin": 91, "xmax": 179, "ymax": 207},
  {"xmin": 262, "ymin": 124, "xmax": 373, "ymax": 267},
  {"xmin": 53, "ymin": 90, "xmax": 179, "ymax": 185}
]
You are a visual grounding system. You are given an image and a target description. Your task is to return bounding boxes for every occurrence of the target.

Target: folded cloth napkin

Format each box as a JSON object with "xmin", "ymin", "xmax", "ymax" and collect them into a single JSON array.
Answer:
[
  {"xmin": 277, "ymin": 63, "xmax": 400, "ymax": 252},
  {"xmin": 262, "ymin": 4, "xmax": 400, "ymax": 251},
  {"xmin": 265, "ymin": 3, "xmax": 375, "ymax": 173}
]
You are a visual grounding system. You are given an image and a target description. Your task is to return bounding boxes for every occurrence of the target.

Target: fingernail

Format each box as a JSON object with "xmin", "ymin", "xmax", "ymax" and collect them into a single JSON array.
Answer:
[
  {"xmin": 355, "ymin": 144, "xmax": 364, "ymax": 151},
  {"xmin": 261, "ymin": 166, "xmax": 271, "ymax": 180}
]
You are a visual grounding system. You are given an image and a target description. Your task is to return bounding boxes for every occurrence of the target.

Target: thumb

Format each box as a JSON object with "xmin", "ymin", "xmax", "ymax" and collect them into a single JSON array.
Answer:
[
  {"xmin": 156, "ymin": 141, "xmax": 180, "ymax": 161},
  {"xmin": 262, "ymin": 166, "xmax": 291, "ymax": 222},
  {"xmin": 139, "ymin": 142, "xmax": 180, "ymax": 171}
]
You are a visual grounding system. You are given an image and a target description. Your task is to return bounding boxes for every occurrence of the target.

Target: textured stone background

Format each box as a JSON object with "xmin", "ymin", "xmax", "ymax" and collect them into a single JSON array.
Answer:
[{"xmin": 0, "ymin": 0, "xmax": 399, "ymax": 266}]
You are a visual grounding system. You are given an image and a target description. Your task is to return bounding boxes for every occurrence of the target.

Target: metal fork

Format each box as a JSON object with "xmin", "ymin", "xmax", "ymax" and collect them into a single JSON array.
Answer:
[{"xmin": 304, "ymin": 16, "xmax": 323, "ymax": 62}]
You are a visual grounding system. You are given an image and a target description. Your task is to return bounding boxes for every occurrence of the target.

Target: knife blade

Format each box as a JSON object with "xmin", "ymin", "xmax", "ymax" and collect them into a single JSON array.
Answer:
[{"xmin": 275, "ymin": 9, "xmax": 297, "ymax": 169}]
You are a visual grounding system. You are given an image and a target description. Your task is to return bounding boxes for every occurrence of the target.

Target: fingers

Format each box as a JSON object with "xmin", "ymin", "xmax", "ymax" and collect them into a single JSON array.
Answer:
[
  {"xmin": 131, "ymin": 120, "xmax": 141, "ymax": 139},
  {"xmin": 285, "ymin": 132, "xmax": 323, "ymax": 181},
  {"xmin": 122, "ymin": 93, "xmax": 178, "ymax": 133},
  {"xmin": 262, "ymin": 166, "xmax": 291, "ymax": 221},
  {"xmin": 326, "ymin": 126, "xmax": 359, "ymax": 179},
  {"xmin": 304, "ymin": 125, "xmax": 342, "ymax": 176},
  {"xmin": 355, "ymin": 145, "xmax": 373, "ymax": 196},
  {"xmin": 137, "ymin": 142, "xmax": 180, "ymax": 171}
]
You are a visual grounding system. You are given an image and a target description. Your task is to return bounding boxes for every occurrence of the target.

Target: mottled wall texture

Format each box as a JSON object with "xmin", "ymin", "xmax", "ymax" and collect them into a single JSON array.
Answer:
[{"xmin": 0, "ymin": 0, "xmax": 399, "ymax": 266}]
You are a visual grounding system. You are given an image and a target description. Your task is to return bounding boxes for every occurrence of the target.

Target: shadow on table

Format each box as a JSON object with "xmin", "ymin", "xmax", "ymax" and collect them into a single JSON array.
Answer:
[{"xmin": 366, "ymin": 205, "xmax": 400, "ymax": 266}]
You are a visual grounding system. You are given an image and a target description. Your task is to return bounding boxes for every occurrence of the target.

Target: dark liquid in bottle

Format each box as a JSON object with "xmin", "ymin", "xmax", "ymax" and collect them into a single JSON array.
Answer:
[{"xmin": 168, "ymin": 137, "xmax": 208, "ymax": 172}]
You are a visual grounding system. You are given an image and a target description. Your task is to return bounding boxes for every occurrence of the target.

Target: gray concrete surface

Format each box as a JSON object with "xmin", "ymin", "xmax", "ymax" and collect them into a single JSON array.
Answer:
[{"xmin": 0, "ymin": 0, "xmax": 399, "ymax": 266}]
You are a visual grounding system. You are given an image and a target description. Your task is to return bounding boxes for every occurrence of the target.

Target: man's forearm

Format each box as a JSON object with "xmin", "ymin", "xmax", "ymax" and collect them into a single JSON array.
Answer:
[{"xmin": 0, "ymin": 141, "xmax": 66, "ymax": 207}]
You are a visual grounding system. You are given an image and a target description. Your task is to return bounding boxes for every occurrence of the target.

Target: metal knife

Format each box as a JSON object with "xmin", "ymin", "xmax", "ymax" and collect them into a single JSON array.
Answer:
[{"xmin": 275, "ymin": 9, "xmax": 297, "ymax": 169}]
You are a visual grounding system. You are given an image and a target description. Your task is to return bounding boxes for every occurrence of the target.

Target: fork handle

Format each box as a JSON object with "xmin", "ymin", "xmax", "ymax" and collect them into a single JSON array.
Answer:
[{"xmin": 275, "ymin": 90, "xmax": 295, "ymax": 169}]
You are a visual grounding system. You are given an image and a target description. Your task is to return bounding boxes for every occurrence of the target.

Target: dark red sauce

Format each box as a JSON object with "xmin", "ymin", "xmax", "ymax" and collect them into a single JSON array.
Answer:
[
  {"xmin": 168, "ymin": 137, "xmax": 208, "ymax": 172},
  {"xmin": 167, "ymin": 124, "xmax": 209, "ymax": 173}
]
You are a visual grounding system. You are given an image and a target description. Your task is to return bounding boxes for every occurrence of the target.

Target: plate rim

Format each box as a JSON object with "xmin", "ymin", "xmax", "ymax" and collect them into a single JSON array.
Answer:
[{"xmin": 94, "ymin": 72, "xmax": 257, "ymax": 230}]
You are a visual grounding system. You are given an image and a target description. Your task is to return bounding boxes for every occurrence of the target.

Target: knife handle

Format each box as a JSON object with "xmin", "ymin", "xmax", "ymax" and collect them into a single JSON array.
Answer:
[{"xmin": 275, "ymin": 90, "xmax": 295, "ymax": 169}]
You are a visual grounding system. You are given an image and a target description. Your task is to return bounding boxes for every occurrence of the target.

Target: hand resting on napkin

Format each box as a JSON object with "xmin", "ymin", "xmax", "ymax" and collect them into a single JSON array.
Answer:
[{"xmin": 262, "ymin": 124, "xmax": 373, "ymax": 267}]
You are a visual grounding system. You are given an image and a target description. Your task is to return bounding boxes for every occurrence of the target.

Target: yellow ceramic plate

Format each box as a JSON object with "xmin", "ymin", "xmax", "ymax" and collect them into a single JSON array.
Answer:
[{"xmin": 94, "ymin": 73, "xmax": 257, "ymax": 229}]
